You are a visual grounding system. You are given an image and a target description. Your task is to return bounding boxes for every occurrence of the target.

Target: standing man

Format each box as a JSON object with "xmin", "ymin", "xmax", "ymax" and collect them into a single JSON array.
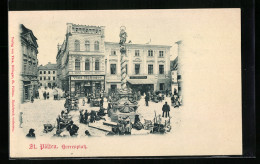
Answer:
[
  {"xmin": 145, "ymin": 94, "xmax": 149, "ymax": 106},
  {"xmin": 100, "ymin": 98, "xmax": 104, "ymax": 108},
  {"xmin": 43, "ymin": 91, "xmax": 46, "ymax": 100},
  {"xmin": 158, "ymin": 92, "xmax": 162, "ymax": 102},
  {"xmin": 31, "ymin": 95, "xmax": 34, "ymax": 103},
  {"xmin": 162, "ymin": 102, "xmax": 170, "ymax": 118},
  {"xmin": 171, "ymin": 95, "xmax": 175, "ymax": 106},
  {"xmin": 166, "ymin": 89, "xmax": 169, "ymax": 97},
  {"xmin": 82, "ymin": 98, "xmax": 85, "ymax": 106}
]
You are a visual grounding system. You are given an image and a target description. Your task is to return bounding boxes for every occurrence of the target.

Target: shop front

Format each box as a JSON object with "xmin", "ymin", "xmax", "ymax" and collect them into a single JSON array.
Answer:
[
  {"xmin": 23, "ymin": 81, "xmax": 31, "ymax": 102},
  {"xmin": 70, "ymin": 75, "xmax": 105, "ymax": 97},
  {"xmin": 127, "ymin": 76, "xmax": 155, "ymax": 95}
]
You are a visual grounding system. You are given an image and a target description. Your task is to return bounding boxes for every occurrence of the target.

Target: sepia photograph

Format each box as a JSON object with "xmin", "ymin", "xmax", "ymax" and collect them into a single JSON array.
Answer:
[{"xmin": 9, "ymin": 9, "xmax": 242, "ymax": 158}]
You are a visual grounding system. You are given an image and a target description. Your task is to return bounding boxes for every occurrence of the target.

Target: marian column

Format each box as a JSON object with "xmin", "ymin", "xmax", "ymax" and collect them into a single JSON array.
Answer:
[{"xmin": 119, "ymin": 26, "xmax": 127, "ymax": 92}]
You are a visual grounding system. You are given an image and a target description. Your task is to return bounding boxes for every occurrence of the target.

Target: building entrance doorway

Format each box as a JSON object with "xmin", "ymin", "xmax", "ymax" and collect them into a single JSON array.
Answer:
[
  {"xmin": 84, "ymin": 86, "xmax": 92, "ymax": 96},
  {"xmin": 111, "ymin": 84, "xmax": 117, "ymax": 92},
  {"xmin": 75, "ymin": 82, "xmax": 82, "ymax": 96}
]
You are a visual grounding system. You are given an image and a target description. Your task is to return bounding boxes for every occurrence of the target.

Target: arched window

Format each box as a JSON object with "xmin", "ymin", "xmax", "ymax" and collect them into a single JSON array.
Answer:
[
  {"xmin": 75, "ymin": 40, "xmax": 80, "ymax": 51},
  {"xmin": 85, "ymin": 41, "xmax": 90, "ymax": 51},
  {"xmin": 75, "ymin": 59, "xmax": 80, "ymax": 70},
  {"xmin": 85, "ymin": 59, "xmax": 90, "ymax": 70},
  {"xmin": 95, "ymin": 59, "xmax": 99, "ymax": 70},
  {"xmin": 94, "ymin": 41, "xmax": 99, "ymax": 51}
]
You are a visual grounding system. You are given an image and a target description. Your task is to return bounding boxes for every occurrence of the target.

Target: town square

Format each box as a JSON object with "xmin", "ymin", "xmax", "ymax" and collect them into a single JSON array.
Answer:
[{"xmin": 20, "ymin": 22, "xmax": 183, "ymax": 138}]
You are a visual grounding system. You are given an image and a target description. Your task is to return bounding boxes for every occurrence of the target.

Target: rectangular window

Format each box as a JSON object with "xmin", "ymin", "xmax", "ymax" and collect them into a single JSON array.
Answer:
[
  {"xmin": 53, "ymin": 71, "xmax": 55, "ymax": 74},
  {"xmin": 44, "ymin": 71, "xmax": 46, "ymax": 74},
  {"xmin": 159, "ymin": 51, "xmax": 164, "ymax": 57},
  {"xmin": 177, "ymin": 75, "xmax": 181, "ymax": 80},
  {"xmin": 135, "ymin": 64, "xmax": 140, "ymax": 75},
  {"xmin": 148, "ymin": 50, "xmax": 153, "ymax": 57},
  {"xmin": 95, "ymin": 60, "xmax": 99, "ymax": 70},
  {"xmin": 75, "ymin": 59, "xmax": 80, "ymax": 71},
  {"xmin": 40, "ymin": 71, "xmax": 42, "ymax": 74},
  {"xmin": 126, "ymin": 64, "xmax": 128, "ymax": 75},
  {"xmin": 148, "ymin": 64, "xmax": 153, "ymax": 74},
  {"xmin": 48, "ymin": 77, "xmax": 50, "ymax": 80},
  {"xmin": 110, "ymin": 64, "xmax": 117, "ymax": 75},
  {"xmin": 48, "ymin": 71, "xmax": 50, "ymax": 74},
  {"xmin": 159, "ymin": 65, "xmax": 164, "ymax": 74},
  {"xmin": 40, "ymin": 77, "xmax": 42, "ymax": 80},
  {"xmin": 53, "ymin": 77, "xmax": 55, "ymax": 80},
  {"xmin": 135, "ymin": 50, "xmax": 140, "ymax": 56},
  {"xmin": 160, "ymin": 83, "xmax": 165, "ymax": 90},
  {"xmin": 44, "ymin": 77, "xmax": 46, "ymax": 80},
  {"xmin": 23, "ymin": 60, "xmax": 27, "ymax": 73},
  {"xmin": 85, "ymin": 60, "xmax": 90, "ymax": 70},
  {"xmin": 111, "ymin": 50, "xmax": 116, "ymax": 56}
]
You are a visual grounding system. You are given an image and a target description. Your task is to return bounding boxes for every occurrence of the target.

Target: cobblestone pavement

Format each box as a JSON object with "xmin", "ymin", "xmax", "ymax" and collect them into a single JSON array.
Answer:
[{"xmin": 20, "ymin": 94, "xmax": 182, "ymax": 138}]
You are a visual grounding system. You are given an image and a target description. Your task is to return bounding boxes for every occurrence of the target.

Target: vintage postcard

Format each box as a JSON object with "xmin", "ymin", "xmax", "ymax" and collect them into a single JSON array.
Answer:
[{"xmin": 9, "ymin": 9, "xmax": 242, "ymax": 158}]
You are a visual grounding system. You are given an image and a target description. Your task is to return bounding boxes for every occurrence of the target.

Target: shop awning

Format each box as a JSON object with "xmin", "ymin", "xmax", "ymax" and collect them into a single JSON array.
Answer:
[{"xmin": 127, "ymin": 79, "xmax": 154, "ymax": 85}]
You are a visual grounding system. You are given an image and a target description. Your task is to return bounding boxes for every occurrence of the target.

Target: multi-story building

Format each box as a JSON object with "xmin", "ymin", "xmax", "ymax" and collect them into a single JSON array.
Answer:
[
  {"xmin": 105, "ymin": 42, "xmax": 171, "ymax": 95},
  {"xmin": 38, "ymin": 62, "xmax": 57, "ymax": 88},
  {"xmin": 170, "ymin": 56, "xmax": 179, "ymax": 94},
  {"xmin": 20, "ymin": 24, "xmax": 39, "ymax": 103},
  {"xmin": 56, "ymin": 23, "xmax": 171, "ymax": 97},
  {"xmin": 56, "ymin": 23, "xmax": 106, "ymax": 97}
]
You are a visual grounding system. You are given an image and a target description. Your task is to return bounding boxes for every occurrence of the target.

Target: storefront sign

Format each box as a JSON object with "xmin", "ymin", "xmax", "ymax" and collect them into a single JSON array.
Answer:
[
  {"xmin": 71, "ymin": 75, "xmax": 104, "ymax": 81},
  {"xmin": 129, "ymin": 76, "xmax": 147, "ymax": 79}
]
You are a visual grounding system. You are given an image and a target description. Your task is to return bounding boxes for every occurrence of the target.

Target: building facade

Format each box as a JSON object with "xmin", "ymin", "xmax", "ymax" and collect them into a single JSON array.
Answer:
[
  {"xmin": 20, "ymin": 24, "xmax": 39, "ymax": 103},
  {"xmin": 56, "ymin": 23, "xmax": 106, "ymax": 97},
  {"xmin": 170, "ymin": 56, "xmax": 179, "ymax": 94},
  {"xmin": 56, "ymin": 23, "xmax": 171, "ymax": 97},
  {"xmin": 105, "ymin": 42, "xmax": 171, "ymax": 95},
  {"xmin": 38, "ymin": 62, "xmax": 57, "ymax": 88}
]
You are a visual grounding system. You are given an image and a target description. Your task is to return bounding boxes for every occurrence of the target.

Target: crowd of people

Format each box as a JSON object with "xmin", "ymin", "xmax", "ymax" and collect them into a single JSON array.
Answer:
[{"xmin": 26, "ymin": 88, "xmax": 182, "ymax": 138}]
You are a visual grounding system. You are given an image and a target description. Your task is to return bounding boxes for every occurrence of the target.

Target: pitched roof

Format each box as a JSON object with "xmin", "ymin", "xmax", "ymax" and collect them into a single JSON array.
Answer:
[
  {"xmin": 170, "ymin": 56, "xmax": 178, "ymax": 70},
  {"xmin": 20, "ymin": 24, "xmax": 38, "ymax": 48},
  {"xmin": 20, "ymin": 24, "xmax": 38, "ymax": 40},
  {"xmin": 38, "ymin": 63, "xmax": 57, "ymax": 70}
]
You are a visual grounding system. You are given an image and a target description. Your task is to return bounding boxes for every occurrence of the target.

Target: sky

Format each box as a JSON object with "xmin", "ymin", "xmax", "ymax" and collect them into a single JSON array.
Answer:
[{"xmin": 10, "ymin": 9, "xmax": 239, "ymax": 65}]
